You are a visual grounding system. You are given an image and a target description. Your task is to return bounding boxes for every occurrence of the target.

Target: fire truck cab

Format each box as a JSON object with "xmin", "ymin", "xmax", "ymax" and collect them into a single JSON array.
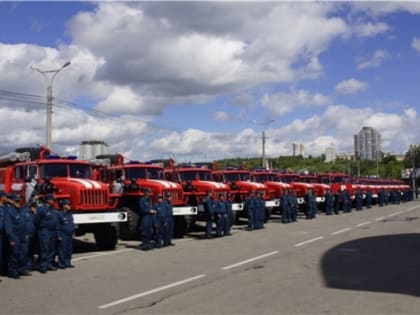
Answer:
[{"xmin": 0, "ymin": 147, "xmax": 126, "ymax": 250}]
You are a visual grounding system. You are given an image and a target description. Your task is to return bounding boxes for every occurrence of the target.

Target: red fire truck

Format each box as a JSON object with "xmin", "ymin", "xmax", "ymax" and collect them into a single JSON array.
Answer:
[
  {"xmin": 0, "ymin": 147, "xmax": 126, "ymax": 250},
  {"xmin": 95, "ymin": 155, "xmax": 197, "ymax": 240},
  {"xmin": 277, "ymin": 171, "xmax": 314, "ymax": 208}
]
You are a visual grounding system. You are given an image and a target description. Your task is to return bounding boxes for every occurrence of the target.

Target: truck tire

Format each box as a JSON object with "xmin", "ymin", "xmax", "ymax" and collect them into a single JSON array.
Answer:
[
  {"xmin": 94, "ymin": 224, "xmax": 118, "ymax": 250},
  {"xmin": 119, "ymin": 207, "xmax": 140, "ymax": 240},
  {"xmin": 232, "ymin": 211, "xmax": 240, "ymax": 225}
]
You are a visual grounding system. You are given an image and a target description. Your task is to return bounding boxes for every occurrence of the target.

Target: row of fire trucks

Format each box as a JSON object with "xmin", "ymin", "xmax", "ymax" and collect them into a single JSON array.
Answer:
[{"xmin": 0, "ymin": 146, "xmax": 412, "ymax": 249}]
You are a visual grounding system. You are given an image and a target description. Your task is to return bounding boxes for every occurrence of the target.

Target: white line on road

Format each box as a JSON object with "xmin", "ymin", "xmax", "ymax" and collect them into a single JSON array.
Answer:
[
  {"xmin": 404, "ymin": 204, "xmax": 420, "ymax": 212},
  {"xmin": 375, "ymin": 216, "xmax": 385, "ymax": 221},
  {"xmin": 357, "ymin": 221, "xmax": 371, "ymax": 227},
  {"xmin": 294, "ymin": 236, "xmax": 324, "ymax": 247},
  {"xmin": 72, "ymin": 248, "xmax": 134, "ymax": 262},
  {"xmin": 388, "ymin": 211, "xmax": 404, "ymax": 217},
  {"xmin": 331, "ymin": 227, "xmax": 351, "ymax": 236},
  {"xmin": 221, "ymin": 251, "xmax": 279, "ymax": 270},
  {"xmin": 98, "ymin": 274, "xmax": 206, "ymax": 309}
]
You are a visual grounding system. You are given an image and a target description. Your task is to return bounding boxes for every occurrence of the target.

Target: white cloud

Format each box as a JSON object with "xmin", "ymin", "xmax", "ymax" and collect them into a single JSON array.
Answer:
[
  {"xmin": 357, "ymin": 50, "xmax": 390, "ymax": 69},
  {"xmin": 353, "ymin": 21, "xmax": 390, "ymax": 37},
  {"xmin": 213, "ymin": 111, "xmax": 229, "ymax": 122},
  {"xmin": 261, "ymin": 89, "xmax": 332, "ymax": 116},
  {"xmin": 335, "ymin": 78, "xmax": 368, "ymax": 95},
  {"xmin": 412, "ymin": 37, "xmax": 420, "ymax": 53}
]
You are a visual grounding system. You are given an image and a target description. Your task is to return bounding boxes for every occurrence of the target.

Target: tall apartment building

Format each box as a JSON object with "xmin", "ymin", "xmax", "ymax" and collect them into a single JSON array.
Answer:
[
  {"xmin": 292, "ymin": 143, "xmax": 304, "ymax": 157},
  {"xmin": 354, "ymin": 126, "xmax": 381, "ymax": 161},
  {"xmin": 79, "ymin": 140, "xmax": 109, "ymax": 160}
]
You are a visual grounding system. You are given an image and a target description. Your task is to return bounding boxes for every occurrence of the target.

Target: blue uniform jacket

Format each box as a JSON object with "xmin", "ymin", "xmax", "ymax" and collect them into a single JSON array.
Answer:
[
  {"xmin": 22, "ymin": 206, "xmax": 36, "ymax": 237},
  {"xmin": 5, "ymin": 206, "xmax": 26, "ymax": 243},
  {"xmin": 34, "ymin": 204, "xmax": 58, "ymax": 232},
  {"xmin": 0, "ymin": 204, "xmax": 6, "ymax": 235},
  {"xmin": 139, "ymin": 196, "xmax": 153, "ymax": 216},
  {"xmin": 163, "ymin": 200, "xmax": 173, "ymax": 218},
  {"xmin": 153, "ymin": 201, "xmax": 166, "ymax": 224},
  {"xmin": 245, "ymin": 196, "xmax": 256, "ymax": 210},
  {"xmin": 203, "ymin": 197, "xmax": 215, "ymax": 216},
  {"xmin": 57, "ymin": 210, "xmax": 74, "ymax": 237},
  {"xmin": 215, "ymin": 200, "xmax": 227, "ymax": 215}
]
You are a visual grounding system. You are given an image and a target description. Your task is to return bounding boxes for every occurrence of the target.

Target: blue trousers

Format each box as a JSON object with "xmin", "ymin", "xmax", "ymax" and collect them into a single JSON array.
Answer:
[
  {"xmin": 58, "ymin": 234, "xmax": 73, "ymax": 268},
  {"xmin": 205, "ymin": 213, "xmax": 214, "ymax": 238},
  {"xmin": 141, "ymin": 215, "xmax": 154, "ymax": 249},
  {"xmin": 247, "ymin": 208, "xmax": 255, "ymax": 230},
  {"xmin": 38, "ymin": 229, "xmax": 56, "ymax": 271},
  {"xmin": 163, "ymin": 217, "xmax": 173, "ymax": 245}
]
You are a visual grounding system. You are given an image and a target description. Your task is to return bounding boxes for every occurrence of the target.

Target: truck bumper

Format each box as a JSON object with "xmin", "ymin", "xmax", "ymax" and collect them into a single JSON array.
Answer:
[
  {"xmin": 173, "ymin": 206, "xmax": 198, "ymax": 216},
  {"xmin": 265, "ymin": 199, "xmax": 280, "ymax": 208},
  {"xmin": 73, "ymin": 211, "xmax": 127, "ymax": 224}
]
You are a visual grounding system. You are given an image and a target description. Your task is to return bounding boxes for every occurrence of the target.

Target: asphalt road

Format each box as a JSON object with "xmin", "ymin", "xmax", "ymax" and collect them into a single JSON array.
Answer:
[{"xmin": 2, "ymin": 200, "xmax": 420, "ymax": 315}]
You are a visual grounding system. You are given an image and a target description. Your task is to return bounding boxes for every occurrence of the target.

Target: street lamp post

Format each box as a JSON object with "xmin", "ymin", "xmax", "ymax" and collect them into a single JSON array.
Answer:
[
  {"xmin": 31, "ymin": 61, "xmax": 71, "ymax": 148},
  {"xmin": 253, "ymin": 118, "xmax": 275, "ymax": 169}
]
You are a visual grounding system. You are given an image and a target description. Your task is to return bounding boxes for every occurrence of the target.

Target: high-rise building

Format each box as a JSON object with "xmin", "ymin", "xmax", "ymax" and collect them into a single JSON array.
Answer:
[
  {"xmin": 79, "ymin": 140, "xmax": 109, "ymax": 160},
  {"xmin": 292, "ymin": 143, "xmax": 304, "ymax": 157},
  {"xmin": 325, "ymin": 147, "xmax": 336, "ymax": 163},
  {"xmin": 354, "ymin": 126, "xmax": 381, "ymax": 161}
]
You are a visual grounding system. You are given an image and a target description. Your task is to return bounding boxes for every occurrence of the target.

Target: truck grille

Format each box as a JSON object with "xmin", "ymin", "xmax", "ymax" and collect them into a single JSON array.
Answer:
[
  {"xmin": 163, "ymin": 189, "xmax": 181, "ymax": 202},
  {"xmin": 80, "ymin": 189, "xmax": 107, "ymax": 207}
]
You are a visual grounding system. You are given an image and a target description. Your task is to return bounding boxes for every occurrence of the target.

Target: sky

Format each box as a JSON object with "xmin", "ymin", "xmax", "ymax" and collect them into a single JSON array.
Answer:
[{"xmin": 0, "ymin": 1, "xmax": 420, "ymax": 162}]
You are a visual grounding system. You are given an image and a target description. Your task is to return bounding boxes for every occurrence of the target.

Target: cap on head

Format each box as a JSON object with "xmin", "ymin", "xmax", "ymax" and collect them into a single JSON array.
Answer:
[
  {"xmin": 219, "ymin": 193, "xmax": 225, "ymax": 198},
  {"xmin": 164, "ymin": 191, "xmax": 172, "ymax": 198},
  {"xmin": 144, "ymin": 187, "xmax": 151, "ymax": 193},
  {"xmin": 61, "ymin": 199, "xmax": 71, "ymax": 206},
  {"xmin": 45, "ymin": 193, "xmax": 56, "ymax": 201}
]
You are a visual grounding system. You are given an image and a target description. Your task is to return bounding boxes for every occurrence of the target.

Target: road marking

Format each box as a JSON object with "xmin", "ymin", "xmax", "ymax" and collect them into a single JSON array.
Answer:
[
  {"xmin": 72, "ymin": 249, "xmax": 134, "ymax": 262},
  {"xmin": 98, "ymin": 274, "xmax": 206, "ymax": 309},
  {"xmin": 294, "ymin": 236, "xmax": 324, "ymax": 247},
  {"xmin": 388, "ymin": 211, "xmax": 403, "ymax": 217},
  {"xmin": 357, "ymin": 221, "xmax": 371, "ymax": 227},
  {"xmin": 221, "ymin": 251, "xmax": 279, "ymax": 270},
  {"xmin": 375, "ymin": 216, "xmax": 385, "ymax": 221},
  {"xmin": 331, "ymin": 227, "xmax": 351, "ymax": 235},
  {"xmin": 404, "ymin": 204, "xmax": 420, "ymax": 212}
]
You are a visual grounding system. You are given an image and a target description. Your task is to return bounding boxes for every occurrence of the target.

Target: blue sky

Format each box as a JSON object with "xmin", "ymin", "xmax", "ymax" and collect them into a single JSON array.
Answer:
[{"xmin": 0, "ymin": 1, "xmax": 419, "ymax": 162}]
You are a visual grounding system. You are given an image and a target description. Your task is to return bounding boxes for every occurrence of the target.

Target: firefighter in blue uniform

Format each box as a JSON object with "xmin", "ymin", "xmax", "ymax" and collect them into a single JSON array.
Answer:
[
  {"xmin": 163, "ymin": 192, "xmax": 175, "ymax": 246},
  {"xmin": 203, "ymin": 190, "xmax": 215, "ymax": 239},
  {"xmin": 224, "ymin": 192, "xmax": 233, "ymax": 236},
  {"xmin": 355, "ymin": 189, "xmax": 363, "ymax": 211},
  {"xmin": 4, "ymin": 194, "xmax": 28, "ymax": 278},
  {"xmin": 255, "ymin": 191, "xmax": 266, "ymax": 229},
  {"xmin": 305, "ymin": 188, "xmax": 315, "ymax": 219},
  {"xmin": 378, "ymin": 188, "xmax": 385, "ymax": 207},
  {"xmin": 215, "ymin": 193, "xmax": 227, "ymax": 237},
  {"xmin": 365, "ymin": 189, "xmax": 372, "ymax": 208},
  {"xmin": 289, "ymin": 189, "xmax": 298, "ymax": 222},
  {"xmin": 57, "ymin": 199, "xmax": 75, "ymax": 269},
  {"xmin": 152, "ymin": 194, "xmax": 165, "ymax": 248},
  {"xmin": 245, "ymin": 190, "xmax": 256, "ymax": 231},
  {"xmin": 0, "ymin": 191, "xmax": 7, "ymax": 279},
  {"xmin": 34, "ymin": 193, "xmax": 59, "ymax": 273},
  {"xmin": 334, "ymin": 189, "xmax": 342, "ymax": 214},
  {"xmin": 324, "ymin": 188, "xmax": 333, "ymax": 215},
  {"xmin": 22, "ymin": 200, "xmax": 37, "ymax": 273},
  {"xmin": 343, "ymin": 189, "xmax": 352, "ymax": 213},
  {"xmin": 139, "ymin": 188, "xmax": 156, "ymax": 250},
  {"xmin": 281, "ymin": 190, "xmax": 290, "ymax": 223}
]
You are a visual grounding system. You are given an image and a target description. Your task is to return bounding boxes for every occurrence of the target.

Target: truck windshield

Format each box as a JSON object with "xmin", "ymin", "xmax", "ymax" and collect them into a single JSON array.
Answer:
[
  {"xmin": 225, "ymin": 173, "xmax": 250, "ymax": 182},
  {"xmin": 40, "ymin": 163, "xmax": 92, "ymax": 178},
  {"xmin": 126, "ymin": 167, "xmax": 163, "ymax": 180},
  {"xmin": 180, "ymin": 170, "xmax": 212, "ymax": 181}
]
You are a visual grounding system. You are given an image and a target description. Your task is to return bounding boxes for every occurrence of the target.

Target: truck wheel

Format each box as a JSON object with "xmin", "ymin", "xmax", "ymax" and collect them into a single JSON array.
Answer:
[
  {"xmin": 232, "ymin": 211, "xmax": 240, "ymax": 225},
  {"xmin": 94, "ymin": 224, "xmax": 118, "ymax": 250},
  {"xmin": 119, "ymin": 207, "xmax": 140, "ymax": 240}
]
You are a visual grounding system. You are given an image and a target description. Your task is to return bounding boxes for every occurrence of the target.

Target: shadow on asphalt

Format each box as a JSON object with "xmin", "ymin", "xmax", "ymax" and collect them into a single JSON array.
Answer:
[{"xmin": 321, "ymin": 230, "xmax": 420, "ymax": 297}]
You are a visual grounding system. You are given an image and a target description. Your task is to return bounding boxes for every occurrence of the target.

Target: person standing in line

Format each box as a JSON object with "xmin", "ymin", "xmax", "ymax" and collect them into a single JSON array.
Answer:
[
  {"xmin": 355, "ymin": 189, "xmax": 363, "ymax": 211},
  {"xmin": 152, "ymin": 194, "xmax": 165, "ymax": 248},
  {"xmin": 139, "ymin": 188, "xmax": 156, "ymax": 250},
  {"xmin": 57, "ymin": 199, "xmax": 75, "ymax": 269},
  {"xmin": 325, "ymin": 188, "xmax": 333, "ymax": 215},
  {"xmin": 215, "ymin": 193, "xmax": 227, "ymax": 237},
  {"xmin": 21, "ymin": 199, "xmax": 37, "ymax": 274},
  {"xmin": 255, "ymin": 191, "xmax": 266, "ymax": 229},
  {"xmin": 289, "ymin": 190, "xmax": 299, "ymax": 222},
  {"xmin": 245, "ymin": 190, "xmax": 256, "ymax": 231},
  {"xmin": 0, "ymin": 191, "xmax": 7, "ymax": 280},
  {"xmin": 203, "ymin": 190, "xmax": 215, "ymax": 239},
  {"xmin": 365, "ymin": 189, "xmax": 372, "ymax": 209},
  {"xmin": 34, "ymin": 193, "xmax": 59, "ymax": 273},
  {"xmin": 224, "ymin": 192, "xmax": 233, "ymax": 236},
  {"xmin": 4, "ymin": 194, "xmax": 28, "ymax": 278},
  {"xmin": 163, "ymin": 192, "xmax": 175, "ymax": 246},
  {"xmin": 281, "ymin": 190, "xmax": 290, "ymax": 223},
  {"xmin": 305, "ymin": 188, "xmax": 315, "ymax": 219}
]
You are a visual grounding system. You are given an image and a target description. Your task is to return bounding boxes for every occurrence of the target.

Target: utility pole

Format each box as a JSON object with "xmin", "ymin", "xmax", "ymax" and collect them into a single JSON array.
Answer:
[
  {"xmin": 31, "ymin": 61, "xmax": 71, "ymax": 148},
  {"xmin": 253, "ymin": 118, "xmax": 275, "ymax": 169}
]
